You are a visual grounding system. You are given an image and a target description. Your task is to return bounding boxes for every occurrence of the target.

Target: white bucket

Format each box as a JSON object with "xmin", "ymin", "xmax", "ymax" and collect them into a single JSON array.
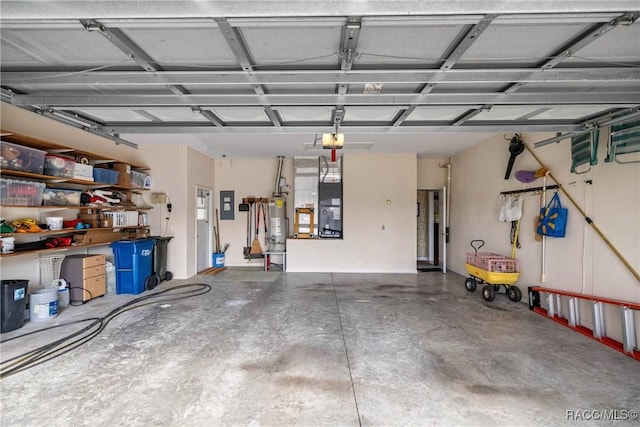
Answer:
[
  {"xmin": 29, "ymin": 288, "xmax": 59, "ymax": 322},
  {"xmin": 46, "ymin": 217, "xmax": 63, "ymax": 230}
]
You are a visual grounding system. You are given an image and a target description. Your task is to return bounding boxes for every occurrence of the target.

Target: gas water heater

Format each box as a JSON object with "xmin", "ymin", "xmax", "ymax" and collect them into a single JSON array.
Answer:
[{"xmin": 268, "ymin": 197, "xmax": 286, "ymax": 252}]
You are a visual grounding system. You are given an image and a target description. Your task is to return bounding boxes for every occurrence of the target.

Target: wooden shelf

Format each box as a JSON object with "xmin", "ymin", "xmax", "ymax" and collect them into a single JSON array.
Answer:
[
  {"xmin": 1, "ymin": 228, "xmax": 84, "ymax": 238},
  {"xmin": 1, "ymin": 204, "xmax": 153, "ymax": 210},
  {"xmin": 1, "ymin": 225, "xmax": 149, "ymax": 238},
  {"xmin": 0, "ymin": 169, "xmax": 99, "ymax": 185},
  {"xmin": 1, "ymin": 129, "xmax": 148, "ymax": 170},
  {"xmin": 1, "ymin": 168, "xmax": 149, "ymax": 192},
  {"xmin": 1, "ymin": 129, "xmax": 153, "ymax": 260},
  {"xmin": 0, "ymin": 241, "xmax": 117, "ymax": 259},
  {"xmin": 1, "ymin": 205, "xmax": 69, "ymax": 209},
  {"xmin": 77, "ymin": 205, "xmax": 153, "ymax": 211},
  {"xmin": 0, "ymin": 226, "xmax": 151, "ymax": 258},
  {"xmin": 105, "ymin": 184, "xmax": 149, "ymax": 192}
]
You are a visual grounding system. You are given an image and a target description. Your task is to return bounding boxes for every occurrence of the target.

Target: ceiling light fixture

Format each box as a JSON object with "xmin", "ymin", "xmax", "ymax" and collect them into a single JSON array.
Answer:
[
  {"xmin": 322, "ymin": 107, "xmax": 346, "ymax": 161},
  {"xmin": 322, "ymin": 132, "xmax": 344, "ymax": 161},
  {"xmin": 322, "ymin": 132, "xmax": 344, "ymax": 148}
]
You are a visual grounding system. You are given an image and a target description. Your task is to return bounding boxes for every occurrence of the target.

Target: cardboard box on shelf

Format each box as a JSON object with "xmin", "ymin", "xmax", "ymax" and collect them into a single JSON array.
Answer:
[
  {"xmin": 96, "ymin": 163, "xmax": 131, "ymax": 187},
  {"xmin": 79, "ymin": 207, "xmax": 102, "ymax": 215},
  {"xmin": 78, "ymin": 213, "xmax": 101, "ymax": 221},
  {"xmin": 82, "ymin": 219, "xmax": 112, "ymax": 229},
  {"xmin": 73, "ymin": 229, "xmax": 121, "ymax": 245}
]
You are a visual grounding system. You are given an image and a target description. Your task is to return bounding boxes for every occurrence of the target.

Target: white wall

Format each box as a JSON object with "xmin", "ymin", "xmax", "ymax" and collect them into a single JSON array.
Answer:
[
  {"xmin": 213, "ymin": 157, "xmax": 294, "ymax": 267},
  {"xmin": 136, "ymin": 145, "xmax": 217, "ymax": 279},
  {"xmin": 288, "ymin": 152, "xmax": 417, "ymax": 273},
  {"xmin": 138, "ymin": 145, "xmax": 188, "ymax": 279},
  {"xmin": 449, "ymin": 132, "xmax": 640, "ymax": 342},
  {"xmin": 417, "ymin": 157, "xmax": 447, "ymax": 188}
]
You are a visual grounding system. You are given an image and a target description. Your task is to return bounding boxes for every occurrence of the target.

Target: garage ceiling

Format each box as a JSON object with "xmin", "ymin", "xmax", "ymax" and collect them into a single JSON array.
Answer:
[{"xmin": 1, "ymin": 1, "xmax": 639, "ymax": 158}]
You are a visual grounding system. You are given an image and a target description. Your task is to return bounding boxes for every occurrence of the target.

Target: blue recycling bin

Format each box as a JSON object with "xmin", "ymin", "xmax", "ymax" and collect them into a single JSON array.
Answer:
[{"xmin": 110, "ymin": 239, "xmax": 154, "ymax": 294}]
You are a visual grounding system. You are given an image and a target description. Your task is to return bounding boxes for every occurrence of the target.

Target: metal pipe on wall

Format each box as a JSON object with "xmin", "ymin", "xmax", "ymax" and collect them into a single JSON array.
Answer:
[
  {"xmin": 274, "ymin": 155, "xmax": 284, "ymax": 196},
  {"xmin": 541, "ymin": 174, "xmax": 547, "ymax": 283},
  {"xmin": 439, "ymin": 159, "xmax": 452, "ymax": 240}
]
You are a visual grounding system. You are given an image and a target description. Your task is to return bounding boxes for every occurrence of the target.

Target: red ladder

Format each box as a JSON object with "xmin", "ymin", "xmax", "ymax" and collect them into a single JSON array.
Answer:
[{"xmin": 529, "ymin": 287, "xmax": 640, "ymax": 361}]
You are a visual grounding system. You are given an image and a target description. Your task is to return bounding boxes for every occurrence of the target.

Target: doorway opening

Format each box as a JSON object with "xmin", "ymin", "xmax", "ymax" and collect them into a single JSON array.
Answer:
[
  {"xmin": 417, "ymin": 188, "xmax": 446, "ymax": 272},
  {"xmin": 196, "ymin": 187, "xmax": 212, "ymax": 273}
]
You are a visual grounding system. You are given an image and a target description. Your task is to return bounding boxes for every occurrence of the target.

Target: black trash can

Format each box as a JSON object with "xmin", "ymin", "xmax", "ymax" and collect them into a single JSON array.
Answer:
[
  {"xmin": 1, "ymin": 280, "xmax": 29, "ymax": 333},
  {"xmin": 147, "ymin": 236, "xmax": 173, "ymax": 289}
]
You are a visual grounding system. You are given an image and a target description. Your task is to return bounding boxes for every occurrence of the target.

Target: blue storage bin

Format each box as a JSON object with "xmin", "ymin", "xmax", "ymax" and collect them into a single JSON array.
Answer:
[
  {"xmin": 110, "ymin": 239, "xmax": 154, "ymax": 294},
  {"xmin": 93, "ymin": 168, "xmax": 120, "ymax": 184}
]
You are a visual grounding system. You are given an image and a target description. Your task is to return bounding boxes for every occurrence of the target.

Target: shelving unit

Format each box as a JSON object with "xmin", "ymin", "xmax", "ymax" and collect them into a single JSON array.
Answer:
[
  {"xmin": 1, "ymin": 129, "xmax": 152, "ymax": 258},
  {"xmin": 0, "ymin": 129, "xmax": 147, "ymax": 170},
  {"xmin": 0, "ymin": 205, "xmax": 152, "ymax": 210},
  {"xmin": 0, "ymin": 240, "xmax": 137, "ymax": 259}
]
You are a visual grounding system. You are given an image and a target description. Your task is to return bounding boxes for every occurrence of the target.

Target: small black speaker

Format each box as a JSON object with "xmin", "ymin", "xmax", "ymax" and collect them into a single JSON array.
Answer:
[{"xmin": 238, "ymin": 203, "xmax": 250, "ymax": 212}]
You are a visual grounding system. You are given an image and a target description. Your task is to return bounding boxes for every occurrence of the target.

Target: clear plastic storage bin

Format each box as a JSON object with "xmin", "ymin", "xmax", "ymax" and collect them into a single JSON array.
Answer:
[
  {"xmin": 44, "ymin": 155, "xmax": 75, "ymax": 178},
  {"xmin": 42, "ymin": 188, "xmax": 82, "ymax": 206},
  {"xmin": 0, "ymin": 142, "xmax": 47, "ymax": 174},
  {"xmin": 0, "ymin": 178, "xmax": 46, "ymax": 206},
  {"xmin": 130, "ymin": 170, "xmax": 150, "ymax": 188}
]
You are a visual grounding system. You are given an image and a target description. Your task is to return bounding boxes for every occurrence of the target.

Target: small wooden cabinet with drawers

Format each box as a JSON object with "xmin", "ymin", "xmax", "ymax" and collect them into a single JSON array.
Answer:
[{"xmin": 60, "ymin": 254, "xmax": 106, "ymax": 302}]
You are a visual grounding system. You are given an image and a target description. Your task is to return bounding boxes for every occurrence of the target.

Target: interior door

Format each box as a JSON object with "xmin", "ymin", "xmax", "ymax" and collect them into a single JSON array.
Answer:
[
  {"xmin": 416, "ymin": 190, "xmax": 429, "ymax": 262},
  {"xmin": 438, "ymin": 186, "xmax": 447, "ymax": 273},
  {"xmin": 196, "ymin": 188, "xmax": 211, "ymax": 272}
]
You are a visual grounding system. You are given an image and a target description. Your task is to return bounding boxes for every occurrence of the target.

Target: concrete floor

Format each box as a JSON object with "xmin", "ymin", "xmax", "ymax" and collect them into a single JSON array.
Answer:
[{"xmin": 1, "ymin": 270, "xmax": 639, "ymax": 426}]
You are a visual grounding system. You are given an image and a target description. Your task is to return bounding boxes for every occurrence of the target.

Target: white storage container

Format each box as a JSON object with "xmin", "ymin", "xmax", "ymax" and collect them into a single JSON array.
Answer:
[
  {"xmin": 103, "ymin": 211, "xmax": 139, "ymax": 227},
  {"xmin": 125, "ymin": 211, "xmax": 139, "ymax": 226},
  {"xmin": 73, "ymin": 163, "xmax": 94, "ymax": 181},
  {"xmin": 103, "ymin": 211, "xmax": 127, "ymax": 227}
]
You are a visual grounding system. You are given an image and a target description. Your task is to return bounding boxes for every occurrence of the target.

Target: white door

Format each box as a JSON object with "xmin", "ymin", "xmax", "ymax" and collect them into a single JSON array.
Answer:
[
  {"xmin": 196, "ymin": 188, "xmax": 211, "ymax": 272},
  {"xmin": 438, "ymin": 186, "xmax": 447, "ymax": 273}
]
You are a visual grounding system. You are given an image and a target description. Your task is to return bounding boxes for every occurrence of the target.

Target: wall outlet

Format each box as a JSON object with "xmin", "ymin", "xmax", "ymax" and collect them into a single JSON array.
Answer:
[{"xmin": 151, "ymin": 192, "xmax": 168, "ymax": 204}]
